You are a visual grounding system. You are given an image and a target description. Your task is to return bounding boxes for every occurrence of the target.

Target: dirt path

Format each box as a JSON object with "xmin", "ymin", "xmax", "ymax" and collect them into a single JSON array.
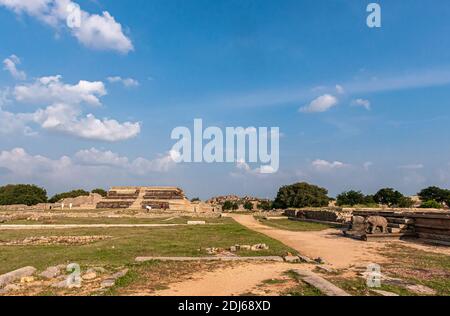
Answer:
[
  {"xmin": 153, "ymin": 262, "xmax": 303, "ymax": 296},
  {"xmin": 230, "ymin": 214, "xmax": 386, "ymax": 269}
]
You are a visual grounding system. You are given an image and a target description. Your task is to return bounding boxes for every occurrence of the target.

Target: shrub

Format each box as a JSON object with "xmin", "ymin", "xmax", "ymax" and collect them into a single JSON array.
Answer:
[
  {"xmin": 49, "ymin": 189, "xmax": 90, "ymax": 203},
  {"xmin": 91, "ymin": 188, "xmax": 107, "ymax": 197},
  {"xmin": 190, "ymin": 197, "xmax": 201, "ymax": 202},
  {"xmin": 420, "ymin": 200, "xmax": 443, "ymax": 209},
  {"xmin": 397, "ymin": 196, "xmax": 415, "ymax": 208},
  {"xmin": 0, "ymin": 184, "xmax": 47, "ymax": 206},
  {"xmin": 273, "ymin": 182, "xmax": 329, "ymax": 209},
  {"xmin": 243, "ymin": 201, "xmax": 254, "ymax": 211}
]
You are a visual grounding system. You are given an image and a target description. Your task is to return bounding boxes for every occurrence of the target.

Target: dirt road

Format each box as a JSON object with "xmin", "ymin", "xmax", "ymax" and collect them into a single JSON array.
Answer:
[
  {"xmin": 230, "ymin": 214, "xmax": 385, "ymax": 268},
  {"xmin": 153, "ymin": 262, "xmax": 303, "ymax": 296}
]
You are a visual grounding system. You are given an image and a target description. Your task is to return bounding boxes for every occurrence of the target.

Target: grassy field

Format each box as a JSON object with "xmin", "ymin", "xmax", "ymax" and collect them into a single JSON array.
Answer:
[
  {"xmin": 255, "ymin": 217, "xmax": 336, "ymax": 232},
  {"xmin": 5, "ymin": 216, "xmax": 224, "ymax": 225},
  {"xmin": 0, "ymin": 217, "xmax": 295, "ymax": 274},
  {"xmin": 326, "ymin": 244, "xmax": 450, "ymax": 296}
]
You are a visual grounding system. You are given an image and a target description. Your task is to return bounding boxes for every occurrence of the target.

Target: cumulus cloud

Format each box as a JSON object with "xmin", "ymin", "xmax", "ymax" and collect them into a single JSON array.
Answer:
[
  {"xmin": 0, "ymin": 0, "xmax": 133, "ymax": 54},
  {"xmin": 29, "ymin": 103, "xmax": 141, "ymax": 142},
  {"xmin": 312, "ymin": 159, "xmax": 349, "ymax": 172},
  {"xmin": 0, "ymin": 147, "xmax": 177, "ymax": 193},
  {"xmin": 300, "ymin": 94, "xmax": 338, "ymax": 113},
  {"xmin": 14, "ymin": 75, "xmax": 106, "ymax": 106},
  {"xmin": 107, "ymin": 76, "xmax": 139, "ymax": 88},
  {"xmin": 3, "ymin": 55, "xmax": 26, "ymax": 80},
  {"xmin": 232, "ymin": 159, "xmax": 275, "ymax": 177},
  {"xmin": 352, "ymin": 98, "xmax": 371, "ymax": 110},
  {"xmin": 75, "ymin": 147, "xmax": 177, "ymax": 173},
  {"xmin": 1, "ymin": 65, "xmax": 141, "ymax": 141}
]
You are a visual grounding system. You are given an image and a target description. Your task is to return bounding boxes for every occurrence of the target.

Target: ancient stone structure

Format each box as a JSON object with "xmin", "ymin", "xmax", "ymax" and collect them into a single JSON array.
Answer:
[{"xmin": 96, "ymin": 186, "xmax": 217, "ymax": 213}]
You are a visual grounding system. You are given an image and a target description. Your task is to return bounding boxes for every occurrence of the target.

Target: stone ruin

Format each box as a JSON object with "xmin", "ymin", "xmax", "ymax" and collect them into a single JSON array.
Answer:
[{"xmin": 95, "ymin": 186, "xmax": 218, "ymax": 213}]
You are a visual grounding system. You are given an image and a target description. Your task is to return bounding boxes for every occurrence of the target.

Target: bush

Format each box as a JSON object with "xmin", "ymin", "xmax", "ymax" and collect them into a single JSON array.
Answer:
[
  {"xmin": 222, "ymin": 201, "xmax": 239, "ymax": 211},
  {"xmin": 49, "ymin": 189, "xmax": 90, "ymax": 203},
  {"xmin": 273, "ymin": 182, "xmax": 329, "ymax": 209},
  {"xmin": 0, "ymin": 184, "xmax": 47, "ymax": 206},
  {"xmin": 91, "ymin": 188, "xmax": 107, "ymax": 197},
  {"xmin": 373, "ymin": 188, "xmax": 404, "ymax": 207},
  {"xmin": 420, "ymin": 200, "xmax": 443, "ymax": 209},
  {"xmin": 190, "ymin": 197, "xmax": 201, "ymax": 202},
  {"xmin": 397, "ymin": 196, "xmax": 415, "ymax": 208},
  {"xmin": 257, "ymin": 201, "xmax": 273, "ymax": 211},
  {"xmin": 336, "ymin": 191, "xmax": 366, "ymax": 206},
  {"xmin": 243, "ymin": 201, "xmax": 254, "ymax": 211}
]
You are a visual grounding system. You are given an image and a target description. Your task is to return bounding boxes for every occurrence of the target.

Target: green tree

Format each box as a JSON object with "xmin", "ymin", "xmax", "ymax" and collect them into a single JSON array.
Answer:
[
  {"xmin": 243, "ymin": 201, "xmax": 254, "ymax": 211},
  {"xmin": 231, "ymin": 202, "xmax": 239, "ymax": 210},
  {"xmin": 222, "ymin": 201, "xmax": 233, "ymax": 211},
  {"xmin": 273, "ymin": 182, "xmax": 329, "ymax": 209},
  {"xmin": 336, "ymin": 190, "xmax": 366, "ymax": 206},
  {"xmin": 91, "ymin": 188, "xmax": 107, "ymax": 197},
  {"xmin": 257, "ymin": 201, "xmax": 273, "ymax": 211},
  {"xmin": 418, "ymin": 187, "xmax": 450, "ymax": 205},
  {"xmin": 49, "ymin": 189, "xmax": 90, "ymax": 203},
  {"xmin": 373, "ymin": 188, "xmax": 404, "ymax": 207},
  {"xmin": 0, "ymin": 184, "xmax": 47, "ymax": 206},
  {"xmin": 190, "ymin": 197, "xmax": 201, "ymax": 202},
  {"xmin": 397, "ymin": 196, "xmax": 415, "ymax": 208},
  {"xmin": 420, "ymin": 200, "xmax": 443, "ymax": 209}
]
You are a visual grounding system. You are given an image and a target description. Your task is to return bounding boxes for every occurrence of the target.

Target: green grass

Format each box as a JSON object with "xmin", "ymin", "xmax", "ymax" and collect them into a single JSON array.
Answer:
[
  {"xmin": 281, "ymin": 270, "xmax": 324, "ymax": 296},
  {"xmin": 381, "ymin": 244, "xmax": 450, "ymax": 296},
  {"xmin": 0, "ymin": 217, "xmax": 294, "ymax": 274},
  {"xmin": 5, "ymin": 216, "xmax": 224, "ymax": 225},
  {"xmin": 255, "ymin": 217, "xmax": 335, "ymax": 232}
]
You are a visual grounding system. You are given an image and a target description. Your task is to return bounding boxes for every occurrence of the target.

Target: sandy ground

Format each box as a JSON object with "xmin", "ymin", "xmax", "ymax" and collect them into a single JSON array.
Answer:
[
  {"xmin": 230, "ymin": 214, "xmax": 386, "ymax": 269},
  {"xmin": 153, "ymin": 262, "xmax": 304, "ymax": 296}
]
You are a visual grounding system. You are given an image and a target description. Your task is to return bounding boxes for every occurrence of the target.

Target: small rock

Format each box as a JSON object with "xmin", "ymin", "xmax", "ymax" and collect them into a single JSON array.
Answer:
[
  {"xmin": 101, "ymin": 279, "xmax": 115, "ymax": 288},
  {"xmin": 284, "ymin": 256, "xmax": 300, "ymax": 263},
  {"xmin": 229, "ymin": 246, "xmax": 237, "ymax": 252},
  {"xmin": 82, "ymin": 271, "xmax": 97, "ymax": 280},
  {"xmin": 240, "ymin": 245, "xmax": 251, "ymax": 251},
  {"xmin": 20, "ymin": 276, "xmax": 34, "ymax": 283},
  {"xmin": 297, "ymin": 255, "xmax": 315, "ymax": 263},
  {"xmin": 314, "ymin": 257, "xmax": 325, "ymax": 264},
  {"xmin": 405, "ymin": 284, "xmax": 436, "ymax": 295},
  {"xmin": 371, "ymin": 289, "xmax": 399, "ymax": 297},
  {"xmin": 315, "ymin": 265, "xmax": 335, "ymax": 274},
  {"xmin": 39, "ymin": 266, "xmax": 61, "ymax": 279}
]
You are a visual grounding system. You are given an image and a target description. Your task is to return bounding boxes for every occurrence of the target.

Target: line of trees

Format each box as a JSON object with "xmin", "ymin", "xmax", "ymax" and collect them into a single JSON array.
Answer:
[{"xmin": 0, "ymin": 184, "xmax": 107, "ymax": 206}]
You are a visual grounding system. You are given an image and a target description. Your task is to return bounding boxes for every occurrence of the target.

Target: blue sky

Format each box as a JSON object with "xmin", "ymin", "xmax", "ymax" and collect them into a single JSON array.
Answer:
[{"xmin": 1, "ymin": 0, "xmax": 450, "ymax": 199}]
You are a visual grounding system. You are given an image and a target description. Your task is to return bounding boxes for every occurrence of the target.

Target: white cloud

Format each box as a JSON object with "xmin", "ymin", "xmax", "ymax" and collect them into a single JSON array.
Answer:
[
  {"xmin": 0, "ymin": 147, "xmax": 71, "ymax": 177},
  {"xmin": 335, "ymin": 84, "xmax": 345, "ymax": 94},
  {"xmin": 75, "ymin": 147, "xmax": 177, "ymax": 173},
  {"xmin": 352, "ymin": 98, "xmax": 371, "ymax": 110},
  {"xmin": 107, "ymin": 76, "xmax": 139, "ymax": 88},
  {"xmin": 0, "ymin": 147, "xmax": 176, "ymax": 193},
  {"xmin": 0, "ymin": 0, "xmax": 133, "ymax": 54},
  {"xmin": 300, "ymin": 94, "xmax": 338, "ymax": 113},
  {"xmin": 312, "ymin": 159, "xmax": 348, "ymax": 172},
  {"xmin": 74, "ymin": 147, "xmax": 128, "ymax": 167},
  {"xmin": 30, "ymin": 103, "xmax": 141, "ymax": 142},
  {"xmin": 14, "ymin": 75, "xmax": 106, "ymax": 106},
  {"xmin": 232, "ymin": 159, "xmax": 275, "ymax": 176},
  {"xmin": 3, "ymin": 55, "xmax": 26, "ymax": 80}
]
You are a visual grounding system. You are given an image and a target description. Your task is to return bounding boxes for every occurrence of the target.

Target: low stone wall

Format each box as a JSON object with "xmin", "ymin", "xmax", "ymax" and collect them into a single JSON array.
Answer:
[{"xmin": 284, "ymin": 208, "xmax": 352, "ymax": 224}]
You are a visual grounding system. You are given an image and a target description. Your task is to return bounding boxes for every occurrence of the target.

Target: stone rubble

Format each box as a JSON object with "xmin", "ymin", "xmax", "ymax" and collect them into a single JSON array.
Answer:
[{"xmin": 0, "ymin": 235, "xmax": 112, "ymax": 246}]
